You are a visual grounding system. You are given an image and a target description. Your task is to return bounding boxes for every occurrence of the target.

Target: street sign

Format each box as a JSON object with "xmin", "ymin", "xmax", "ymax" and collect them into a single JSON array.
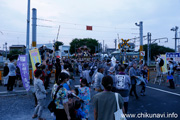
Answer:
[
  {"xmin": 121, "ymin": 39, "xmax": 130, "ymax": 47},
  {"xmin": 140, "ymin": 51, "xmax": 145, "ymax": 56}
]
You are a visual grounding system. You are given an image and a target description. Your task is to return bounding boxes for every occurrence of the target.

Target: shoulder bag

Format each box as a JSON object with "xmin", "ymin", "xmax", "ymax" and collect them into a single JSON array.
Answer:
[
  {"xmin": 114, "ymin": 93, "xmax": 127, "ymax": 120},
  {"xmin": 48, "ymin": 85, "xmax": 62, "ymax": 113}
]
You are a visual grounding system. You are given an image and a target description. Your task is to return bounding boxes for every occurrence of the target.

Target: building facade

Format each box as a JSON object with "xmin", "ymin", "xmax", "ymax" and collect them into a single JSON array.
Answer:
[{"xmin": 9, "ymin": 45, "xmax": 26, "ymax": 53}]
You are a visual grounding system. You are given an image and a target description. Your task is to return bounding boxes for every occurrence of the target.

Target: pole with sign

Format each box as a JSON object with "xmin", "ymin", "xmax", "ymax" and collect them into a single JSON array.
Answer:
[{"xmin": 121, "ymin": 39, "xmax": 130, "ymax": 63}]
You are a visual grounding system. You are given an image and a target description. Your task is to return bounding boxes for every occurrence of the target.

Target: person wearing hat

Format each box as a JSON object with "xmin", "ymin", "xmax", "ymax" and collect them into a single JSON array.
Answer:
[{"xmin": 94, "ymin": 65, "xmax": 104, "ymax": 92}]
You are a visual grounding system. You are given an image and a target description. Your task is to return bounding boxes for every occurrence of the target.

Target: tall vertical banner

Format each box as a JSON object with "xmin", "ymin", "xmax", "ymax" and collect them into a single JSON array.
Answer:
[
  {"xmin": 17, "ymin": 55, "xmax": 30, "ymax": 91},
  {"xmin": 29, "ymin": 48, "xmax": 41, "ymax": 72},
  {"xmin": 161, "ymin": 54, "xmax": 168, "ymax": 74}
]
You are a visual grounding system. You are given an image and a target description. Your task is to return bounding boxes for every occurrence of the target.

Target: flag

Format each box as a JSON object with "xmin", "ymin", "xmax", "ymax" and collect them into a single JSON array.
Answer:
[{"xmin": 86, "ymin": 26, "xmax": 92, "ymax": 30}]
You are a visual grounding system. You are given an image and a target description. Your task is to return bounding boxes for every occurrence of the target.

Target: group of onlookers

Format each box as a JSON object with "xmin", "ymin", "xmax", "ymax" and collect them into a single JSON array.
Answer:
[
  {"xmin": 3, "ymin": 54, "xmax": 180, "ymax": 120},
  {"xmin": 155, "ymin": 55, "xmax": 180, "ymax": 89}
]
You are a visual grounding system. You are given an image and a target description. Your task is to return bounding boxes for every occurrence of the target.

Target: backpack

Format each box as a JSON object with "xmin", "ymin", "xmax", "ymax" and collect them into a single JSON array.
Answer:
[
  {"xmin": 115, "ymin": 75, "xmax": 126, "ymax": 90},
  {"xmin": 159, "ymin": 58, "xmax": 164, "ymax": 67}
]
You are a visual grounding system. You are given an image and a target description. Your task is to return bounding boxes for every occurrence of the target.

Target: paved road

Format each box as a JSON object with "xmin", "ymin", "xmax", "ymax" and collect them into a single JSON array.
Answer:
[{"xmin": 0, "ymin": 76, "xmax": 180, "ymax": 120}]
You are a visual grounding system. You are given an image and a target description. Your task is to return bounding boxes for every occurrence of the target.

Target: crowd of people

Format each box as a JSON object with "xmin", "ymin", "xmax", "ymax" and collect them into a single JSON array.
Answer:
[
  {"xmin": 2, "ymin": 54, "xmax": 180, "ymax": 120},
  {"xmin": 30, "ymin": 56, "xmax": 150, "ymax": 120}
]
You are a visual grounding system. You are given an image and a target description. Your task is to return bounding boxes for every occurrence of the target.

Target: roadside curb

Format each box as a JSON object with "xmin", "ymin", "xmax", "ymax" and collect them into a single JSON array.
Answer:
[{"xmin": 0, "ymin": 86, "xmax": 53, "ymax": 97}]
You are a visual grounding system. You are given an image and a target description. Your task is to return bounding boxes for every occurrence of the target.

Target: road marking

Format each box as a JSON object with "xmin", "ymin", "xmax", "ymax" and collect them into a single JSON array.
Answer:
[{"xmin": 146, "ymin": 86, "xmax": 180, "ymax": 97}]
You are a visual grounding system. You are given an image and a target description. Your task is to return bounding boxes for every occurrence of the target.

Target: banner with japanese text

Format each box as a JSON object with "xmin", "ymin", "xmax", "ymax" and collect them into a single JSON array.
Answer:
[
  {"xmin": 29, "ymin": 48, "xmax": 41, "ymax": 72},
  {"xmin": 166, "ymin": 52, "xmax": 180, "ymax": 63},
  {"xmin": 17, "ymin": 55, "xmax": 30, "ymax": 91}
]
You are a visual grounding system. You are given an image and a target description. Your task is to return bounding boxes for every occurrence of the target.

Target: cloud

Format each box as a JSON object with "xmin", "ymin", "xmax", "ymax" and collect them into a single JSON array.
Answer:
[{"xmin": 0, "ymin": 0, "xmax": 180, "ymax": 49}]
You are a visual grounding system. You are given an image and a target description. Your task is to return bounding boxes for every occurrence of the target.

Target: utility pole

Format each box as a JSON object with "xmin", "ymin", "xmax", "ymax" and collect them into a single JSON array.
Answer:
[
  {"xmin": 32, "ymin": 8, "xmax": 37, "ymax": 47},
  {"xmin": 135, "ymin": 21, "xmax": 143, "ymax": 60},
  {"xmin": 56, "ymin": 25, "xmax": 61, "ymax": 41},
  {"xmin": 26, "ymin": 0, "xmax": 30, "ymax": 67},
  {"xmin": 171, "ymin": 26, "xmax": 178, "ymax": 53},
  {"xmin": 149, "ymin": 33, "xmax": 151, "ymax": 65},
  {"xmin": 114, "ymin": 39, "xmax": 117, "ymax": 50},
  {"xmin": 5, "ymin": 42, "xmax": 7, "ymax": 60},
  {"xmin": 103, "ymin": 40, "xmax": 104, "ymax": 57},
  {"xmin": 147, "ymin": 33, "xmax": 150, "ymax": 66}
]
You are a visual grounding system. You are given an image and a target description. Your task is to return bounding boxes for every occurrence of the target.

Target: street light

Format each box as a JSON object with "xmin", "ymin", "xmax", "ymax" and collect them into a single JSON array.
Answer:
[{"xmin": 171, "ymin": 26, "xmax": 178, "ymax": 53}]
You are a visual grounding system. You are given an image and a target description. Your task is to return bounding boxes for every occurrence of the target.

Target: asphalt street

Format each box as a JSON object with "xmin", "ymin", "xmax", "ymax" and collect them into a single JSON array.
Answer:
[{"xmin": 0, "ymin": 76, "xmax": 180, "ymax": 120}]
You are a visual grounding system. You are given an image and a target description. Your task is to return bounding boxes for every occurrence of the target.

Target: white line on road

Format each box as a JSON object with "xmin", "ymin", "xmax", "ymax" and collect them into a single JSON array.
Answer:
[{"xmin": 147, "ymin": 86, "xmax": 180, "ymax": 97}]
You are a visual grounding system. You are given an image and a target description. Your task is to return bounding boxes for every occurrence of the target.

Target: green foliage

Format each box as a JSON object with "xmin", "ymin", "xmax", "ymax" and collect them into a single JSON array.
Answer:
[
  {"xmin": 54, "ymin": 41, "xmax": 64, "ymax": 51},
  {"xmin": 69, "ymin": 38, "xmax": 99, "ymax": 54},
  {"xmin": 143, "ymin": 43, "xmax": 175, "ymax": 60}
]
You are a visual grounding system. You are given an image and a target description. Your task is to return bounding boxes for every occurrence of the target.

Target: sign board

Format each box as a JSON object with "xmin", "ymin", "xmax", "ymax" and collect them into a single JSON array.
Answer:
[
  {"xmin": 29, "ymin": 48, "xmax": 41, "ymax": 72},
  {"xmin": 161, "ymin": 54, "xmax": 168, "ymax": 74},
  {"xmin": 17, "ymin": 55, "xmax": 30, "ymax": 91},
  {"xmin": 166, "ymin": 52, "xmax": 180, "ymax": 63},
  {"xmin": 140, "ymin": 51, "xmax": 145, "ymax": 56}
]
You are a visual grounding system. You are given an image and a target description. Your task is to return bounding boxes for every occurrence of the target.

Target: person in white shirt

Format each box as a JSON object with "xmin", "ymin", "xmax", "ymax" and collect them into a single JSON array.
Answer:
[
  {"xmin": 154, "ymin": 55, "xmax": 161, "ymax": 77},
  {"xmin": 7, "ymin": 57, "xmax": 16, "ymax": 91},
  {"xmin": 82, "ymin": 64, "xmax": 92, "ymax": 84},
  {"xmin": 94, "ymin": 65, "xmax": 104, "ymax": 92},
  {"xmin": 78, "ymin": 62, "xmax": 83, "ymax": 78}
]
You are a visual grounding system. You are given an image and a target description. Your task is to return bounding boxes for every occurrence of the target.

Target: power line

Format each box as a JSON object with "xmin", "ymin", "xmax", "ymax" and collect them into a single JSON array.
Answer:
[
  {"xmin": 37, "ymin": 17, "xmax": 138, "ymax": 30},
  {"xmin": 37, "ymin": 24, "xmax": 135, "ymax": 34}
]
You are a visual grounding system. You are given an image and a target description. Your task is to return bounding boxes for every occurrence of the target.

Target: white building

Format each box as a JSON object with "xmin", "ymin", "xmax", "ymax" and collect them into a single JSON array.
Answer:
[{"xmin": 59, "ymin": 45, "xmax": 71, "ymax": 57}]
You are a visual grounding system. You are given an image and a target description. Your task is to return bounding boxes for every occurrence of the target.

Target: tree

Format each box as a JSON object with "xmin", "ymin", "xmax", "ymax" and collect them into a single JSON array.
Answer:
[
  {"xmin": 143, "ymin": 43, "xmax": 175, "ymax": 60},
  {"xmin": 7, "ymin": 49, "xmax": 24, "ymax": 59},
  {"xmin": 69, "ymin": 38, "xmax": 99, "ymax": 54},
  {"xmin": 54, "ymin": 41, "xmax": 64, "ymax": 51}
]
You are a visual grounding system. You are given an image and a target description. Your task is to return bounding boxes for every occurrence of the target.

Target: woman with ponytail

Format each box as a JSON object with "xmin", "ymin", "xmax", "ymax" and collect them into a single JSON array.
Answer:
[
  {"xmin": 92, "ymin": 76, "xmax": 124, "ymax": 120},
  {"xmin": 51, "ymin": 72, "xmax": 71, "ymax": 120}
]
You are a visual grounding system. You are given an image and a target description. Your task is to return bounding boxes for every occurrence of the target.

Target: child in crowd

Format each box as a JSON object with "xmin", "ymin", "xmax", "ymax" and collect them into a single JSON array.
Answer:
[
  {"xmin": 32, "ymin": 70, "xmax": 47, "ymax": 120},
  {"xmin": 74, "ymin": 100, "xmax": 86, "ymax": 119},
  {"xmin": 77, "ymin": 78, "xmax": 91, "ymax": 119}
]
